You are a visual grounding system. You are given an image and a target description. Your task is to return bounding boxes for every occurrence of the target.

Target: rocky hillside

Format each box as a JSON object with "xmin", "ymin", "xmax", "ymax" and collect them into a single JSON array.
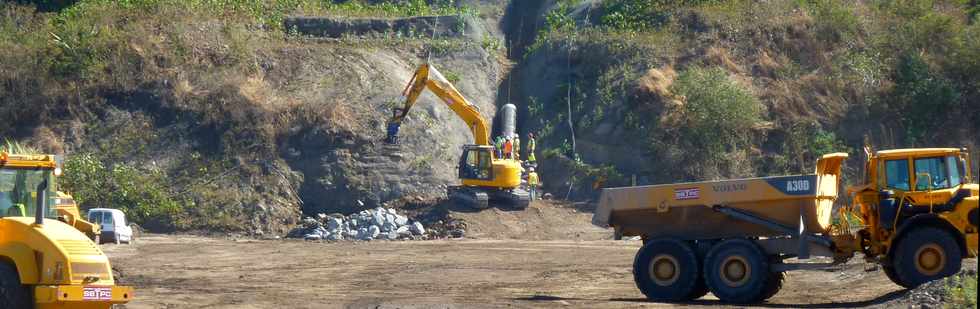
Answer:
[
  {"xmin": 1, "ymin": 0, "xmax": 508, "ymax": 233},
  {"xmin": 507, "ymin": 0, "xmax": 980, "ymax": 197},
  {"xmin": 1, "ymin": 0, "xmax": 978, "ymax": 233}
]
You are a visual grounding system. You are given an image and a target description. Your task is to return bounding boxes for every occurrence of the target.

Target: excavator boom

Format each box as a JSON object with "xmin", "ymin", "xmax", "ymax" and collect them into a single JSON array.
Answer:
[{"xmin": 389, "ymin": 63, "xmax": 491, "ymax": 146}]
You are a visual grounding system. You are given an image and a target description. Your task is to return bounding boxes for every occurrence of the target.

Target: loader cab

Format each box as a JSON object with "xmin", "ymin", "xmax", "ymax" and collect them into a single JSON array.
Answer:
[
  {"xmin": 0, "ymin": 165, "xmax": 58, "ymax": 219},
  {"xmin": 872, "ymin": 148, "xmax": 973, "ymax": 205},
  {"xmin": 458, "ymin": 145, "xmax": 494, "ymax": 181}
]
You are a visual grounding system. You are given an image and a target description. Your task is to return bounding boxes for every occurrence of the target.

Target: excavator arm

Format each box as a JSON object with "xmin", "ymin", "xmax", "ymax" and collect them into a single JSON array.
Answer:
[{"xmin": 387, "ymin": 63, "xmax": 491, "ymax": 146}]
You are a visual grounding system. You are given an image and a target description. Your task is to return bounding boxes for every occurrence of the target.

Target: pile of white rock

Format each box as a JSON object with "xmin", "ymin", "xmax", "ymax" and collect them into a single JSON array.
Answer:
[{"xmin": 287, "ymin": 207, "xmax": 426, "ymax": 241}]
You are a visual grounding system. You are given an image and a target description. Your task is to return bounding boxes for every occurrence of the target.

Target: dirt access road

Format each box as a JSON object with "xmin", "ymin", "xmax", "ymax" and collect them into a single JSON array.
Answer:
[
  {"xmin": 104, "ymin": 202, "xmax": 972, "ymax": 308},
  {"xmin": 104, "ymin": 235, "xmax": 951, "ymax": 309}
]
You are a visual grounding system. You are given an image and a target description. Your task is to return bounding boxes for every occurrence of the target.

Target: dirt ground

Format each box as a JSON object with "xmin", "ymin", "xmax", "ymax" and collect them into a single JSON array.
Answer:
[{"xmin": 103, "ymin": 202, "xmax": 976, "ymax": 308}]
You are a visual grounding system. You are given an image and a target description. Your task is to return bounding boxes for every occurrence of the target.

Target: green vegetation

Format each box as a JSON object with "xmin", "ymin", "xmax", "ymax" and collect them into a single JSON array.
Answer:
[
  {"xmin": 944, "ymin": 273, "xmax": 978, "ymax": 308},
  {"xmin": 599, "ymin": 0, "xmax": 719, "ymax": 32},
  {"xmin": 672, "ymin": 66, "xmax": 762, "ymax": 164},
  {"xmin": 889, "ymin": 53, "xmax": 960, "ymax": 144},
  {"xmin": 525, "ymin": 0, "xmax": 979, "ymax": 188},
  {"xmin": 0, "ymin": 0, "xmax": 489, "ymax": 231},
  {"xmin": 800, "ymin": 0, "xmax": 859, "ymax": 43},
  {"xmin": 480, "ymin": 36, "xmax": 502, "ymax": 52},
  {"xmin": 62, "ymin": 153, "xmax": 184, "ymax": 230},
  {"xmin": 777, "ymin": 122, "xmax": 850, "ymax": 174},
  {"xmin": 442, "ymin": 69, "xmax": 461, "ymax": 85}
]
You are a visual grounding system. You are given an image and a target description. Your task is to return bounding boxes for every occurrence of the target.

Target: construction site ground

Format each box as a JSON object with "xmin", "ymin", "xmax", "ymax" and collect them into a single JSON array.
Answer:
[{"xmin": 105, "ymin": 202, "xmax": 976, "ymax": 308}]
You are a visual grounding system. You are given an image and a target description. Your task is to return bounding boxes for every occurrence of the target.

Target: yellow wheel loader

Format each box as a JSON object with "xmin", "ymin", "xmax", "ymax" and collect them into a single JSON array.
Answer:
[
  {"xmin": 0, "ymin": 152, "xmax": 133, "ymax": 308},
  {"xmin": 54, "ymin": 191, "xmax": 101, "ymax": 243},
  {"xmin": 594, "ymin": 147, "xmax": 977, "ymax": 303},
  {"xmin": 386, "ymin": 63, "xmax": 529, "ymax": 209}
]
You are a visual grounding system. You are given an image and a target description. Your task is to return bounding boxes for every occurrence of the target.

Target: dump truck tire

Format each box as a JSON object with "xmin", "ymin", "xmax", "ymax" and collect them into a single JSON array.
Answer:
[
  {"xmin": 760, "ymin": 271, "xmax": 784, "ymax": 300},
  {"xmin": 0, "ymin": 263, "xmax": 32, "ymax": 309},
  {"xmin": 632, "ymin": 238, "xmax": 701, "ymax": 302},
  {"xmin": 892, "ymin": 226, "xmax": 961, "ymax": 288},
  {"xmin": 687, "ymin": 276, "xmax": 710, "ymax": 300},
  {"xmin": 882, "ymin": 265, "xmax": 907, "ymax": 288},
  {"xmin": 704, "ymin": 239, "xmax": 771, "ymax": 303},
  {"xmin": 686, "ymin": 240, "xmax": 710, "ymax": 300}
]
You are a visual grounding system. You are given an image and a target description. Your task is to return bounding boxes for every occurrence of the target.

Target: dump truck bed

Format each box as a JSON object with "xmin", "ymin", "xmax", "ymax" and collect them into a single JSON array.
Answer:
[{"xmin": 594, "ymin": 153, "xmax": 848, "ymax": 240}]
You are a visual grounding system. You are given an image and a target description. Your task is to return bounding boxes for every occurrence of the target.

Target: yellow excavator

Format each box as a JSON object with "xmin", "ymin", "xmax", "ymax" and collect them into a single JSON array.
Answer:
[
  {"xmin": 0, "ymin": 152, "xmax": 133, "ymax": 308},
  {"xmin": 386, "ymin": 63, "xmax": 529, "ymax": 209}
]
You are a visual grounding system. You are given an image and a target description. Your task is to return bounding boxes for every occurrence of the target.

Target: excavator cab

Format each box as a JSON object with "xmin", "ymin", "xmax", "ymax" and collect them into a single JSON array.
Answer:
[{"xmin": 458, "ymin": 145, "xmax": 494, "ymax": 181}]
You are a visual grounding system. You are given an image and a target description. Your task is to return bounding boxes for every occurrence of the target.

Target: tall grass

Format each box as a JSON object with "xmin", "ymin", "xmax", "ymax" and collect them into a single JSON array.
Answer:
[{"xmin": 0, "ymin": 140, "xmax": 39, "ymax": 154}]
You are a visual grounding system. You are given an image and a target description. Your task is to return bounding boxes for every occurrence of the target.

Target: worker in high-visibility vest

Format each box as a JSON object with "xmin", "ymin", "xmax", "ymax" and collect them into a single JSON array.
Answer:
[
  {"xmin": 527, "ymin": 167, "xmax": 540, "ymax": 201},
  {"xmin": 503, "ymin": 137, "xmax": 513, "ymax": 159},
  {"xmin": 513, "ymin": 134, "xmax": 521, "ymax": 161},
  {"xmin": 526, "ymin": 133, "xmax": 536, "ymax": 165},
  {"xmin": 494, "ymin": 136, "xmax": 504, "ymax": 158}
]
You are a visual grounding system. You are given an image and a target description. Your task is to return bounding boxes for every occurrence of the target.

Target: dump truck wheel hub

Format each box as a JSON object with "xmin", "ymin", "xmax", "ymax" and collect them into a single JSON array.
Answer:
[
  {"xmin": 914, "ymin": 244, "xmax": 945, "ymax": 276},
  {"xmin": 720, "ymin": 256, "xmax": 751, "ymax": 287},
  {"xmin": 649, "ymin": 254, "xmax": 680, "ymax": 286}
]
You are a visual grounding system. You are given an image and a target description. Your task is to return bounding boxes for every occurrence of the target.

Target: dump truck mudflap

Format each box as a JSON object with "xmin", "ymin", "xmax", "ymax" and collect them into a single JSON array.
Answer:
[{"xmin": 34, "ymin": 284, "xmax": 134, "ymax": 309}]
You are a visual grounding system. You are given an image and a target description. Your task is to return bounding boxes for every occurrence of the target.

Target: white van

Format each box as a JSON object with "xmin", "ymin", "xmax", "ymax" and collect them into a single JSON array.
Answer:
[{"xmin": 87, "ymin": 208, "xmax": 134, "ymax": 244}]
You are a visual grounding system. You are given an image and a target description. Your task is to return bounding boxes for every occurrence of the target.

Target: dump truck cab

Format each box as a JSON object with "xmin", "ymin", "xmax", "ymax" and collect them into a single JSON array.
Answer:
[
  {"xmin": 0, "ymin": 152, "xmax": 132, "ymax": 308},
  {"xmin": 848, "ymin": 148, "xmax": 978, "ymax": 288}
]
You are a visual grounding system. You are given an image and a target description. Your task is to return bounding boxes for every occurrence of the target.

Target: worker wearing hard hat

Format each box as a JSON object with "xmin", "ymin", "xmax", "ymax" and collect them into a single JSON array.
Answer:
[
  {"xmin": 513, "ymin": 134, "xmax": 521, "ymax": 161},
  {"xmin": 526, "ymin": 133, "xmax": 536, "ymax": 165},
  {"xmin": 527, "ymin": 167, "xmax": 540, "ymax": 201}
]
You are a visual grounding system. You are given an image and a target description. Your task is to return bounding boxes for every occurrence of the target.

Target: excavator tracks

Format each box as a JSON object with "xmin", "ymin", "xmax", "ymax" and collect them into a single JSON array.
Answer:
[
  {"xmin": 449, "ymin": 186, "xmax": 490, "ymax": 209},
  {"xmin": 449, "ymin": 186, "xmax": 529, "ymax": 210}
]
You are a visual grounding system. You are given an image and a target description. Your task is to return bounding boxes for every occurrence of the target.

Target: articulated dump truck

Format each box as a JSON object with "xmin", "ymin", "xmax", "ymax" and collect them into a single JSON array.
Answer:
[
  {"xmin": 594, "ymin": 148, "xmax": 978, "ymax": 303},
  {"xmin": 0, "ymin": 152, "xmax": 133, "ymax": 308}
]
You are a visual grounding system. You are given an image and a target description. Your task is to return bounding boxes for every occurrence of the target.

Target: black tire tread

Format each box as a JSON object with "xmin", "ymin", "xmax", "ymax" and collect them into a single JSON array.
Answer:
[
  {"xmin": 0, "ymin": 263, "xmax": 32, "ymax": 309},
  {"xmin": 704, "ymin": 238, "xmax": 771, "ymax": 304},
  {"xmin": 632, "ymin": 238, "xmax": 701, "ymax": 302},
  {"xmin": 892, "ymin": 226, "xmax": 962, "ymax": 288},
  {"xmin": 882, "ymin": 265, "xmax": 909, "ymax": 288},
  {"xmin": 686, "ymin": 278, "xmax": 710, "ymax": 300},
  {"xmin": 760, "ymin": 271, "xmax": 785, "ymax": 301}
]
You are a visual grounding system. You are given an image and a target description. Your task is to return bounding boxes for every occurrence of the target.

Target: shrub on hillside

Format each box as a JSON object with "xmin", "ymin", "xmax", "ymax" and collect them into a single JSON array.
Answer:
[
  {"xmin": 671, "ymin": 66, "xmax": 762, "ymax": 163},
  {"xmin": 598, "ymin": 0, "xmax": 720, "ymax": 32},
  {"xmin": 889, "ymin": 53, "xmax": 960, "ymax": 144},
  {"xmin": 777, "ymin": 122, "xmax": 849, "ymax": 174},
  {"xmin": 801, "ymin": 0, "xmax": 859, "ymax": 43},
  {"xmin": 62, "ymin": 153, "xmax": 185, "ymax": 231}
]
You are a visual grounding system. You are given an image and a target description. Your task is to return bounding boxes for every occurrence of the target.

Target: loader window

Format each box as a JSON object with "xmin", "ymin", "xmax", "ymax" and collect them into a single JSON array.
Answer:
[
  {"xmin": 914, "ymin": 157, "xmax": 952, "ymax": 190},
  {"xmin": 885, "ymin": 159, "xmax": 910, "ymax": 191},
  {"xmin": 947, "ymin": 156, "xmax": 963, "ymax": 188},
  {"xmin": 0, "ymin": 168, "xmax": 57, "ymax": 218}
]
